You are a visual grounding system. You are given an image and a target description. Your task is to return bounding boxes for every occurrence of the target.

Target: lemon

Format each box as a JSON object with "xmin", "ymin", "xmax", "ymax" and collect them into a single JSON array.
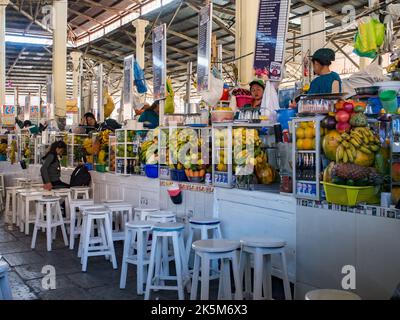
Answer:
[
  {"xmin": 296, "ymin": 139, "xmax": 304, "ymax": 150},
  {"xmin": 300, "ymin": 122, "xmax": 308, "ymax": 129},
  {"xmin": 304, "ymin": 127, "xmax": 315, "ymax": 139},
  {"xmin": 296, "ymin": 128, "xmax": 305, "ymax": 139},
  {"xmin": 302, "ymin": 138, "xmax": 314, "ymax": 150}
]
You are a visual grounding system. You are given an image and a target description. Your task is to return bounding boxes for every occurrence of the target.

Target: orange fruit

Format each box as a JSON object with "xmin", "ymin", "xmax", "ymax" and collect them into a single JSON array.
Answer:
[
  {"xmin": 308, "ymin": 121, "xmax": 315, "ymax": 128},
  {"xmin": 296, "ymin": 128, "xmax": 305, "ymax": 139},
  {"xmin": 304, "ymin": 127, "xmax": 315, "ymax": 139},
  {"xmin": 303, "ymin": 138, "xmax": 314, "ymax": 150},
  {"xmin": 300, "ymin": 122, "xmax": 308, "ymax": 129},
  {"xmin": 296, "ymin": 139, "xmax": 304, "ymax": 150}
]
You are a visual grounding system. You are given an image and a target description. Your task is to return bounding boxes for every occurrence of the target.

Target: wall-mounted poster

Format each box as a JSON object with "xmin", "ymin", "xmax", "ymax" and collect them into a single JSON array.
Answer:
[
  {"xmin": 152, "ymin": 24, "xmax": 167, "ymax": 101},
  {"xmin": 197, "ymin": 4, "xmax": 213, "ymax": 93},
  {"xmin": 2, "ymin": 105, "xmax": 16, "ymax": 127},
  {"xmin": 253, "ymin": 0, "xmax": 291, "ymax": 81}
]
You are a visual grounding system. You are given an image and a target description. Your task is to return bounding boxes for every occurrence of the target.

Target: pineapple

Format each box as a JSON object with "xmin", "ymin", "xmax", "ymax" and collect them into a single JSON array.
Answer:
[{"xmin": 333, "ymin": 163, "xmax": 371, "ymax": 181}]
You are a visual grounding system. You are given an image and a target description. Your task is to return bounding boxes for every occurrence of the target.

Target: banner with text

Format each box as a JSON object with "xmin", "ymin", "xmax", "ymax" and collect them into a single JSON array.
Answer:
[
  {"xmin": 152, "ymin": 24, "xmax": 167, "ymax": 101},
  {"xmin": 197, "ymin": 4, "xmax": 213, "ymax": 93}
]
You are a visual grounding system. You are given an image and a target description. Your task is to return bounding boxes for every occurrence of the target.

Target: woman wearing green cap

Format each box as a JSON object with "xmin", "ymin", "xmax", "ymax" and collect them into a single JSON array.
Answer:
[
  {"xmin": 249, "ymin": 79, "xmax": 265, "ymax": 107},
  {"xmin": 308, "ymin": 48, "xmax": 342, "ymax": 95}
]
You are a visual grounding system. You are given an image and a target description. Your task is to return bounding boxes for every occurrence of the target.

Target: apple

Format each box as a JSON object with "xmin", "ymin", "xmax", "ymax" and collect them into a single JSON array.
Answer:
[
  {"xmin": 336, "ymin": 122, "xmax": 351, "ymax": 133},
  {"xmin": 335, "ymin": 110, "xmax": 350, "ymax": 123},
  {"xmin": 343, "ymin": 102, "xmax": 354, "ymax": 113}
]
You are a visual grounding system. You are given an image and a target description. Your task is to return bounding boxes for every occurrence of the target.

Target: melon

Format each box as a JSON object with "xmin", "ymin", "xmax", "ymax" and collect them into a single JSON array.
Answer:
[{"xmin": 322, "ymin": 130, "xmax": 341, "ymax": 161}]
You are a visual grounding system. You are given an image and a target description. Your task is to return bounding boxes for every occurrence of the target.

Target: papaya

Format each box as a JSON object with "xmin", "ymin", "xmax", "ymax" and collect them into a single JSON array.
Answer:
[
  {"xmin": 322, "ymin": 130, "xmax": 342, "ymax": 161},
  {"xmin": 199, "ymin": 169, "xmax": 205, "ymax": 177},
  {"xmin": 374, "ymin": 147, "xmax": 390, "ymax": 175},
  {"xmin": 354, "ymin": 150, "xmax": 375, "ymax": 167}
]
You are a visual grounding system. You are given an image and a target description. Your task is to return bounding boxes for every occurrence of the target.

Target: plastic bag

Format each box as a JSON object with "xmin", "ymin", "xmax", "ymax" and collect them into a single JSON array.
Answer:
[
  {"xmin": 354, "ymin": 18, "xmax": 385, "ymax": 58},
  {"xmin": 201, "ymin": 73, "xmax": 224, "ymax": 106},
  {"xmin": 260, "ymin": 81, "xmax": 279, "ymax": 122},
  {"xmin": 165, "ymin": 78, "xmax": 175, "ymax": 114},
  {"xmin": 133, "ymin": 60, "xmax": 147, "ymax": 94}
]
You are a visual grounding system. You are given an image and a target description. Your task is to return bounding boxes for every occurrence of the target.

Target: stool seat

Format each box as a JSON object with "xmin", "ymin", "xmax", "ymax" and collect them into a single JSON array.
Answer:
[
  {"xmin": 241, "ymin": 237, "xmax": 286, "ymax": 248},
  {"xmin": 189, "ymin": 217, "xmax": 220, "ymax": 225},
  {"xmin": 70, "ymin": 186, "xmax": 90, "ymax": 190},
  {"xmin": 104, "ymin": 202, "xmax": 132, "ymax": 208},
  {"xmin": 83, "ymin": 208, "xmax": 109, "ymax": 215},
  {"xmin": 148, "ymin": 212, "xmax": 176, "ymax": 219},
  {"xmin": 70, "ymin": 199, "xmax": 94, "ymax": 205},
  {"xmin": 38, "ymin": 196, "xmax": 61, "ymax": 203},
  {"xmin": 134, "ymin": 207, "xmax": 159, "ymax": 212},
  {"xmin": 126, "ymin": 221, "xmax": 154, "ymax": 229},
  {"xmin": 79, "ymin": 204, "xmax": 105, "ymax": 211},
  {"xmin": 104, "ymin": 200, "xmax": 124, "ymax": 204},
  {"xmin": 152, "ymin": 222, "xmax": 184, "ymax": 232},
  {"xmin": 6, "ymin": 186, "xmax": 22, "ymax": 190},
  {"xmin": 193, "ymin": 239, "xmax": 240, "ymax": 253},
  {"xmin": 53, "ymin": 189, "xmax": 71, "ymax": 194},
  {"xmin": 305, "ymin": 289, "xmax": 361, "ymax": 300}
]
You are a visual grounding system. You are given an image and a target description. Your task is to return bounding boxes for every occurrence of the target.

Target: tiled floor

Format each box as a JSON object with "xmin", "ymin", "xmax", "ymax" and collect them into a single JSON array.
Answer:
[{"xmin": 0, "ymin": 215, "xmax": 291, "ymax": 300}]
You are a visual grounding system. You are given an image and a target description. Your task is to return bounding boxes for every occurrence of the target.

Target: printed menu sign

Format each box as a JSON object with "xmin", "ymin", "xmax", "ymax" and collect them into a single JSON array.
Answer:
[
  {"xmin": 197, "ymin": 4, "xmax": 213, "ymax": 93},
  {"xmin": 2, "ymin": 105, "xmax": 16, "ymax": 127},
  {"xmin": 30, "ymin": 105, "xmax": 39, "ymax": 117},
  {"xmin": 152, "ymin": 24, "xmax": 167, "ymax": 101},
  {"xmin": 253, "ymin": 0, "xmax": 290, "ymax": 81}
]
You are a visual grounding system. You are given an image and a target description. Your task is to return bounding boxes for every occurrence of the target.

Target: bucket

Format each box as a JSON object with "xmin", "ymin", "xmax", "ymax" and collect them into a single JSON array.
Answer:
[
  {"xmin": 379, "ymin": 90, "xmax": 398, "ymax": 114},
  {"xmin": 236, "ymin": 95, "xmax": 253, "ymax": 108},
  {"xmin": 145, "ymin": 164, "xmax": 159, "ymax": 178},
  {"xmin": 275, "ymin": 108, "xmax": 297, "ymax": 130},
  {"xmin": 0, "ymin": 155, "xmax": 6, "ymax": 161}
]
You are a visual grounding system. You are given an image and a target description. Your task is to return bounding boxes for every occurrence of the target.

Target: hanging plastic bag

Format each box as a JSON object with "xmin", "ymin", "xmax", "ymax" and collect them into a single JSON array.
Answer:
[
  {"xmin": 201, "ymin": 73, "xmax": 224, "ymax": 106},
  {"xmin": 133, "ymin": 60, "xmax": 147, "ymax": 94},
  {"xmin": 354, "ymin": 18, "xmax": 385, "ymax": 58},
  {"xmin": 103, "ymin": 88, "xmax": 115, "ymax": 118},
  {"xmin": 165, "ymin": 78, "xmax": 175, "ymax": 114},
  {"xmin": 260, "ymin": 81, "xmax": 279, "ymax": 122}
]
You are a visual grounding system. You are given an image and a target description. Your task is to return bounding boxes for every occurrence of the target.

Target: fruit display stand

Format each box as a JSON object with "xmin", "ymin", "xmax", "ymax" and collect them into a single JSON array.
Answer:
[
  {"xmin": 115, "ymin": 129, "xmax": 149, "ymax": 175},
  {"xmin": 159, "ymin": 126, "xmax": 212, "ymax": 183},
  {"xmin": 67, "ymin": 134, "xmax": 88, "ymax": 168},
  {"xmin": 92, "ymin": 130, "xmax": 112, "ymax": 172},
  {"xmin": 7, "ymin": 134, "xmax": 18, "ymax": 164},
  {"xmin": 212, "ymin": 123, "xmax": 277, "ymax": 190},
  {"xmin": 0, "ymin": 134, "xmax": 8, "ymax": 161},
  {"xmin": 17, "ymin": 131, "xmax": 40, "ymax": 165},
  {"xmin": 292, "ymin": 116, "xmax": 323, "ymax": 200},
  {"xmin": 391, "ymin": 115, "xmax": 400, "ymax": 205}
]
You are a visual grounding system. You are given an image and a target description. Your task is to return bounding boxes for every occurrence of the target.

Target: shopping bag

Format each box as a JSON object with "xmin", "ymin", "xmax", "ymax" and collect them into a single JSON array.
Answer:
[
  {"xmin": 133, "ymin": 61, "xmax": 147, "ymax": 94},
  {"xmin": 260, "ymin": 81, "xmax": 279, "ymax": 122},
  {"xmin": 201, "ymin": 73, "xmax": 224, "ymax": 106}
]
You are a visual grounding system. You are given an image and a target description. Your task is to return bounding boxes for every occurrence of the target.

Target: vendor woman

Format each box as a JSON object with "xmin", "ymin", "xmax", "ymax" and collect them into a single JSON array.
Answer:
[{"xmin": 308, "ymin": 48, "xmax": 342, "ymax": 95}]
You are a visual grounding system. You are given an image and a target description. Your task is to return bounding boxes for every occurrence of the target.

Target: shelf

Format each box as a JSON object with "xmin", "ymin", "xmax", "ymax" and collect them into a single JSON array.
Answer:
[
  {"xmin": 296, "ymin": 150, "xmax": 316, "ymax": 153},
  {"xmin": 296, "ymin": 180, "xmax": 317, "ymax": 184}
]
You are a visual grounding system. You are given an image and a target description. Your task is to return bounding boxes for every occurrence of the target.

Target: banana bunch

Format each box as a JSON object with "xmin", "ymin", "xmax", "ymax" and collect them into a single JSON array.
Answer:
[
  {"xmin": 83, "ymin": 138, "xmax": 93, "ymax": 155},
  {"xmin": 99, "ymin": 129, "xmax": 112, "ymax": 146},
  {"xmin": 336, "ymin": 127, "xmax": 380, "ymax": 163},
  {"xmin": 0, "ymin": 143, "xmax": 7, "ymax": 155},
  {"xmin": 98, "ymin": 150, "xmax": 107, "ymax": 165},
  {"xmin": 140, "ymin": 140, "xmax": 158, "ymax": 164}
]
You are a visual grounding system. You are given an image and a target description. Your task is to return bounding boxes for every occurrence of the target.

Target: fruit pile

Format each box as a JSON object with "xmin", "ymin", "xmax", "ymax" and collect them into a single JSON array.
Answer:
[
  {"xmin": 335, "ymin": 127, "xmax": 380, "ymax": 164},
  {"xmin": 231, "ymin": 88, "xmax": 251, "ymax": 96},
  {"xmin": 0, "ymin": 143, "xmax": 7, "ymax": 156},
  {"xmin": 140, "ymin": 129, "xmax": 158, "ymax": 165},
  {"xmin": 334, "ymin": 100, "xmax": 368, "ymax": 133},
  {"xmin": 295, "ymin": 122, "xmax": 316, "ymax": 150},
  {"xmin": 324, "ymin": 162, "xmax": 383, "ymax": 186}
]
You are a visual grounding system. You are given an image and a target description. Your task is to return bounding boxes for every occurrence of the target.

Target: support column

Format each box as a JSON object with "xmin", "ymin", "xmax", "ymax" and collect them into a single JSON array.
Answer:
[
  {"xmin": 235, "ymin": 0, "xmax": 259, "ymax": 86},
  {"xmin": 53, "ymin": 0, "xmax": 67, "ymax": 129},
  {"xmin": 132, "ymin": 19, "xmax": 149, "ymax": 69},
  {"xmin": 0, "ymin": 0, "xmax": 9, "ymax": 107},
  {"xmin": 70, "ymin": 51, "xmax": 82, "ymax": 124}
]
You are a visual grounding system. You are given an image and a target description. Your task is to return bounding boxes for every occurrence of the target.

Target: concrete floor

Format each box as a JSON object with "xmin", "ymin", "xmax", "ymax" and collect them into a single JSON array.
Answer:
[{"xmin": 0, "ymin": 215, "xmax": 290, "ymax": 300}]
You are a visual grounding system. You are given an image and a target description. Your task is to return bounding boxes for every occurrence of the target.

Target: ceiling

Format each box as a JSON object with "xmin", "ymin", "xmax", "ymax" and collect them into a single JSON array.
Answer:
[{"xmin": 3, "ymin": 0, "xmax": 393, "ymax": 97}]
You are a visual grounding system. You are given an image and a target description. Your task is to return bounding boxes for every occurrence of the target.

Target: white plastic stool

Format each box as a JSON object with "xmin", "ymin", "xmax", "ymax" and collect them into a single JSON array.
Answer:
[
  {"xmin": 68, "ymin": 199, "xmax": 95, "ymax": 249},
  {"xmin": 31, "ymin": 196, "xmax": 69, "ymax": 251},
  {"xmin": 15, "ymin": 178, "xmax": 31, "ymax": 187},
  {"xmin": 71, "ymin": 186, "xmax": 91, "ymax": 200},
  {"xmin": 0, "ymin": 174, "xmax": 5, "ymax": 198},
  {"xmin": 240, "ymin": 237, "xmax": 292, "ymax": 300},
  {"xmin": 79, "ymin": 207, "xmax": 117, "ymax": 272},
  {"xmin": 104, "ymin": 202, "xmax": 134, "ymax": 241},
  {"xmin": 120, "ymin": 221, "xmax": 153, "ymax": 295},
  {"xmin": 134, "ymin": 207, "xmax": 160, "ymax": 221},
  {"xmin": 5, "ymin": 186, "xmax": 22, "ymax": 225},
  {"xmin": 0, "ymin": 260, "xmax": 12, "ymax": 300},
  {"xmin": 191, "ymin": 239, "xmax": 243, "ymax": 300},
  {"xmin": 305, "ymin": 289, "xmax": 361, "ymax": 300},
  {"xmin": 17, "ymin": 190, "xmax": 46, "ymax": 235},
  {"xmin": 145, "ymin": 223, "xmax": 190, "ymax": 300},
  {"xmin": 185, "ymin": 217, "xmax": 222, "ymax": 267}
]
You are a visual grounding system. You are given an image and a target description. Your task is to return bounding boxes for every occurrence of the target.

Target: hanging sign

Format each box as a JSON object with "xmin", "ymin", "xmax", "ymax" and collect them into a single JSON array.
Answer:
[
  {"xmin": 197, "ymin": 4, "xmax": 213, "ymax": 93},
  {"xmin": 152, "ymin": 24, "xmax": 167, "ymax": 101},
  {"xmin": 2, "ymin": 105, "xmax": 16, "ymax": 127},
  {"xmin": 123, "ymin": 55, "xmax": 134, "ymax": 113},
  {"xmin": 30, "ymin": 105, "xmax": 39, "ymax": 117},
  {"xmin": 46, "ymin": 75, "xmax": 53, "ymax": 119},
  {"xmin": 253, "ymin": 0, "xmax": 291, "ymax": 81}
]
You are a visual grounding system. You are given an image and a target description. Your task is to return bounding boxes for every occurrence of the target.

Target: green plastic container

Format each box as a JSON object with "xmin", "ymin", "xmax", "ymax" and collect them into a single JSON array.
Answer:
[{"xmin": 379, "ymin": 90, "xmax": 398, "ymax": 114}]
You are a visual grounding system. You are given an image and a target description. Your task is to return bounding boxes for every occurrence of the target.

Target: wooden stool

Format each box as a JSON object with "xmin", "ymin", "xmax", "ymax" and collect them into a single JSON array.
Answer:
[
  {"xmin": 79, "ymin": 207, "xmax": 117, "ymax": 272},
  {"xmin": 17, "ymin": 190, "xmax": 46, "ymax": 235},
  {"xmin": 71, "ymin": 186, "xmax": 91, "ymax": 200},
  {"xmin": 68, "ymin": 199, "xmax": 95, "ymax": 250},
  {"xmin": 52, "ymin": 188, "xmax": 72, "ymax": 225},
  {"xmin": 120, "ymin": 221, "xmax": 153, "ymax": 295},
  {"xmin": 5, "ymin": 186, "xmax": 22, "ymax": 225},
  {"xmin": 145, "ymin": 223, "xmax": 190, "ymax": 300},
  {"xmin": 134, "ymin": 207, "xmax": 160, "ymax": 221},
  {"xmin": 190, "ymin": 239, "xmax": 242, "ymax": 300},
  {"xmin": 104, "ymin": 202, "xmax": 134, "ymax": 241},
  {"xmin": 31, "ymin": 196, "xmax": 69, "ymax": 252},
  {"xmin": 240, "ymin": 237, "xmax": 292, "ymax": 300}
]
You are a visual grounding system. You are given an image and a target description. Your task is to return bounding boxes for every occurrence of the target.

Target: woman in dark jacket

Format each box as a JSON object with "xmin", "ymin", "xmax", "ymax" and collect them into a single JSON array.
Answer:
[{"xmin": 41, "ymin": 141, "xmax": 69, "ymax": 190}]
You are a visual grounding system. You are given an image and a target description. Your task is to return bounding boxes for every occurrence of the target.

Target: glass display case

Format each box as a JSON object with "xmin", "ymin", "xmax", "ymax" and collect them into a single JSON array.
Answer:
[
  {"xmin": 212, "ymin": 123, "xmax": 278, "ymax": 190},
  {"xmin": 108, "ymin": 134, "xmax": 116, "ymax": 173},
  {"xmin": 115, "ymin": 129, "xmax": 149, "ymax": 175},
  {"xmin": 67, "ymin": 133, "xmax": 88, "ymax": 168},
  {"xmin": 292, "ymin": 116, "xmax": 324, "ymax": 200},
  {"xmin": 18, "ymin": 131, "xmax": 40, "ymax": 165}
]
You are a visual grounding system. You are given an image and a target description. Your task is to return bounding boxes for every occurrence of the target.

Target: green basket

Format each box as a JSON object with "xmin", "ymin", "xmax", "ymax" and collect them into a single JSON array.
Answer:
[
  {"xmin": 323, "ymin": 182, "xmax": 380, "ymax": 206},
  {"xmin": 95, "ymin": 164, "xmax": 107, "ymax": 172}
]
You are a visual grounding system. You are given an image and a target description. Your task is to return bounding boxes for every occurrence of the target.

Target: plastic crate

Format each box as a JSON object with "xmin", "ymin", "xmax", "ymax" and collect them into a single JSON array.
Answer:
[{"xmin": 323, "ymin": 182, "xmax": 380, "ymax": 206}]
